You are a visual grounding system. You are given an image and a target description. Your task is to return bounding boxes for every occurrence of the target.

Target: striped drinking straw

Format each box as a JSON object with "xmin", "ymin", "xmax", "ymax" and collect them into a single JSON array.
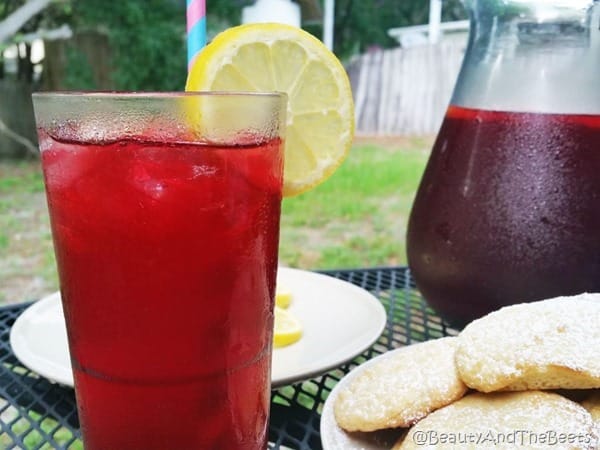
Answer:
[{"xmin": 187, "ymin": 0, "xmax": 207, "ymax": 71}]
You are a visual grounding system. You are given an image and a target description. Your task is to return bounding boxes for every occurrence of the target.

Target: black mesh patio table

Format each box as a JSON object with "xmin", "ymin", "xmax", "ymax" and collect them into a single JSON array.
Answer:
[{"xmin": 0, "ymin": 266, "xmax": 455, "ymax": 449}]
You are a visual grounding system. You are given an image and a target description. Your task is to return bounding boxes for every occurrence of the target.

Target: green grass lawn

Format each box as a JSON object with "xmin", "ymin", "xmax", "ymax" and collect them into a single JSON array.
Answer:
[
  {"xmin": 279, "ymin": 137, "xmax": 430, "ymax": 269},
  {"xmin": 0, "ymin": 159, "xmax": 56, "ymax": 304},
  {"xmin": 0, "ymin": 137, "xmax": 431, "ymax": 304}
]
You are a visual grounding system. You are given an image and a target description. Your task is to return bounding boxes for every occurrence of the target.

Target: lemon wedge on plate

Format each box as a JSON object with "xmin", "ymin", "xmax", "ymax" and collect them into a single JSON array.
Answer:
[
  {"xmin": 273, "ymin": 306, "xmax": 303, "ymax": 348},
  {"xmin": 185, "ymin": 23, "xmax": 354, "ymax": 197},
  {"xmin": 275, "ymin": 284, "xmax": 293, "ymax": 309}
]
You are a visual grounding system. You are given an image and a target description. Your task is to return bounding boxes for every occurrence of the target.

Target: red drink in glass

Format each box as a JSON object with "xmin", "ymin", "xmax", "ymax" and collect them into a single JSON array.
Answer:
[
  {"xmin": 34, "ymin": 92, "xmax": 286, "ymax": 449},
  {"xmin": 407, "ymin": 106, "xmax": 600, "ymax": 326}
]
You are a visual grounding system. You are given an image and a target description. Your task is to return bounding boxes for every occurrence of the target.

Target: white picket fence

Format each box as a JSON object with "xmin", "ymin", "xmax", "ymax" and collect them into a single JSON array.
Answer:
[{"xmin": 347, "ymin": 41, "xmax": 466, "ymax": 136}]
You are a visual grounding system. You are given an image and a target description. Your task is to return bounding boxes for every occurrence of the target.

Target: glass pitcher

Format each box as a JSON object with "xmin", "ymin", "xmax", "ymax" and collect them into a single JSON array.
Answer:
[{"xmin": 407, "ymin": 0, "xmax": 600, "ymax": 327}]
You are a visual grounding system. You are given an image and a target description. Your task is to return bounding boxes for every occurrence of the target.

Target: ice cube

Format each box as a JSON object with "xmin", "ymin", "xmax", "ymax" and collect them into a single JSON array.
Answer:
[{"xmin": 130, "ymin": 163, "xmax": 169, "ymax": 200}]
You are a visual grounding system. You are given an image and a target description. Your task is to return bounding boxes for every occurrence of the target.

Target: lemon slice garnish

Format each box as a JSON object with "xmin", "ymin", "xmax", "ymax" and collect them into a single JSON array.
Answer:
[
  {"xmin": 185, "ymin": 23, "xmax": 354, "ymax": 197},
  {"xmin": 275, "ymin": 284, "xmax": 293, "ymax": 309},
  {"xmin": 273, "ymin": 306, "xmax": 303, "ymax": 348}
]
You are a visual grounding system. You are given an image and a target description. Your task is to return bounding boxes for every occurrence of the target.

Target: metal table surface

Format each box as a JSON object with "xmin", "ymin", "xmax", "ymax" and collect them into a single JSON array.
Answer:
[{"xmin": 0, "ymin": 266, "xmax": 456, "ymax": 450}]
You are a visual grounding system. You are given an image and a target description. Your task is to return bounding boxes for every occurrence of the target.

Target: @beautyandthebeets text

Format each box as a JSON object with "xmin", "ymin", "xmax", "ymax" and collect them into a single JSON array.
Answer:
[{"xmin": 411, "ymin": 430, "xmax": 595, "ymax": 447}]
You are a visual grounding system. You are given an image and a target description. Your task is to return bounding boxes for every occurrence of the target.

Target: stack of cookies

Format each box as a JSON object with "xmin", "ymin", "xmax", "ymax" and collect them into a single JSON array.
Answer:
[{"xmin": 333, "ymin": 293, "xmax": 600, "ymax": 449}]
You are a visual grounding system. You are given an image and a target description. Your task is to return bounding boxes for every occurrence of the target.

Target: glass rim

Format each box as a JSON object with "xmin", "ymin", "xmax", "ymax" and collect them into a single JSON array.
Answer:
[{"xmin": 32, "ymin": 90, "xmax": 287, "ymax": 100}]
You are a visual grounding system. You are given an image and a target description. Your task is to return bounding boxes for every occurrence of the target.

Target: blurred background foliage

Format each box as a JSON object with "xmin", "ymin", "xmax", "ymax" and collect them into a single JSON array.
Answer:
[
  {"xmin": 1, "ymin": 0, "xmax": 466, "ymax": 91},
  {"xmin": 70, "ymin": 0, "xmax": 188, "ymax": 90},
  {"xmin": 320, "ymin": 0, "xmax": 465, "ymax": 58}
]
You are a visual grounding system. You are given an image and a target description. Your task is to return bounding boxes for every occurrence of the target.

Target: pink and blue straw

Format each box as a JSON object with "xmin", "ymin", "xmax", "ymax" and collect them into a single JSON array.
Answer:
[{"xmin": 187, "ymin": 0, "xmax": 207, "ymax": 71}]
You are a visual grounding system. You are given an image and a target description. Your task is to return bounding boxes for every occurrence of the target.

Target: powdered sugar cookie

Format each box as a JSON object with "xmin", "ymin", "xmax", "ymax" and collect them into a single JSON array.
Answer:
[
  {"xmin": 333, "ymin": 337, "xmax": 467, "ymax": 432},
  {"xmin": 394, "ymin": 391, "xmax": 598, "ymax": 450},
  {"xmin": 455, "ymin": 294, "xmax": 600, "ymax": 392},
  {"xmin": 581, "ymin": 391, "xmax": 600, "ymax": 425}
]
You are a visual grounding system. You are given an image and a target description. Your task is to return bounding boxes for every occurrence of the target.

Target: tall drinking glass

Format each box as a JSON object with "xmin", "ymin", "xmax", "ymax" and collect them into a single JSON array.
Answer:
[{"xmin": 32, "ymin": 92, "xmax": 287, "ymax": 450}]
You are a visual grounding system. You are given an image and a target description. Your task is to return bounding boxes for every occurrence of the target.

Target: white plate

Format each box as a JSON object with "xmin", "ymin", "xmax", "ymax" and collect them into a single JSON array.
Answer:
[
  {"xmin": 321, "ymin": 348, "xmax": 408, "ymax": 450},
  {"xmin": 10, "ymin": 267, "xmax": 387, "ymax": 389}
]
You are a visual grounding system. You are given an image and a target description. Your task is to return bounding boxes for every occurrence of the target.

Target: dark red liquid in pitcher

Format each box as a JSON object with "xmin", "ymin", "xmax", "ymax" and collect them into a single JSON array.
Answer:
[{"xmin": 407, "ymin": 105, "xmax": 600, "ymax": 327}]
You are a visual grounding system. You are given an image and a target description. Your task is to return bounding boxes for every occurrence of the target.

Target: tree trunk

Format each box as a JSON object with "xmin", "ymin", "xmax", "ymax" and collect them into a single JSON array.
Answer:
[
  {"xmin": 18, "ymin": 44, "xmax": 34, "ymax": 83},
  {"xmin": 42, "ymin": 29, "xmax": 114, "ymax": 91}
]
